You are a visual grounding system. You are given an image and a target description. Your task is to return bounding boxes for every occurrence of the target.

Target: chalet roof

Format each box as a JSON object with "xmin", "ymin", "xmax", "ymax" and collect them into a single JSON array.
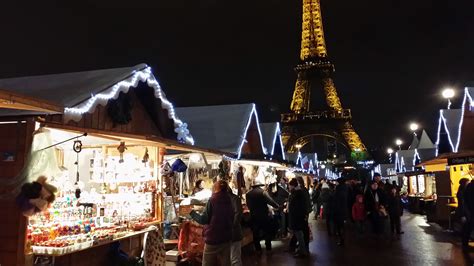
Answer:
[
  {"xmin": 436, "ymin": 109, "xmax": 463, "ymax": 152},
  {"xmin": 260, "ymin": 122, "xmax": 285, "ymax": 160},
  {"xmin": 0, "ymin": 64, "xmax": 193, "ymax": 144},
  {"xmin": 175, "ymin": 103, "xmax": 265, "ymax": 157}
]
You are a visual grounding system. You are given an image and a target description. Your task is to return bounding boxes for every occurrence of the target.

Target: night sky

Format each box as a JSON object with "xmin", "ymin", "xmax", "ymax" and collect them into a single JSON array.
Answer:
[{"xmin": 1, "ymin": 1, "xmax": 474, "ymax": 151}]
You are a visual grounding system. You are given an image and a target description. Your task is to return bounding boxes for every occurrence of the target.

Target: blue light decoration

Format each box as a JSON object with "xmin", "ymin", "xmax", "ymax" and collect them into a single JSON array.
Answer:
[{"xmin": 63, "ymin": 66, "xmax": 194, "ymax": 145}]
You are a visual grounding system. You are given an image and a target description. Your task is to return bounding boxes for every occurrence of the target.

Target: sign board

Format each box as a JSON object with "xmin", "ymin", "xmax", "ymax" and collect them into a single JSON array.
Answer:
[{"xmin": 448, "ymin": 156, "xmax": 474, "ymax": 165}]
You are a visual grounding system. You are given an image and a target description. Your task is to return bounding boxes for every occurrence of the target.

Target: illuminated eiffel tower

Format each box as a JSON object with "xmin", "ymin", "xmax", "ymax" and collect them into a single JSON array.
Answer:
[{"xmin": 281, "ymin": 0, "xmax": 367, "ymax": 160}]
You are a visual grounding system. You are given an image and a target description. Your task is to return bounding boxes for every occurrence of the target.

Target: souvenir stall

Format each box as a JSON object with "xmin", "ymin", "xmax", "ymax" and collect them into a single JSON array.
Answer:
[
  {"xmin": 0, "ymin": 64, "xmax": 195, "ymax": 266},
  {"xmin": 418, "ymin": 152, "xmax": 474, "ymax": 226},
  {"xmin": 401, "ymin": 171, "xmax": 436, "ymax": 214},
  {"xmin": 166, "ymin": 105, "xmax": 287, "ymax": 263}
]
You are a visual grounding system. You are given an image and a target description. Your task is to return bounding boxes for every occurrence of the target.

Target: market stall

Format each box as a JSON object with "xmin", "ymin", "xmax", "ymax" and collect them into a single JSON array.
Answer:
[
  {"xmin": 164, "ymin": 104, "xmax": 289, "ymax": 263},
  {"xmin": 0, "ymin": 64, "xmax": 196, "ymax": 266},
  {"xmin": 418, "ymin": 152, "xmax": 474, "ymax": 225}
]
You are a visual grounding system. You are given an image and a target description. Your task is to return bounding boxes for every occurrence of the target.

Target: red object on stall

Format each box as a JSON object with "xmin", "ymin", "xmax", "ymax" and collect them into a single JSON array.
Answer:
[{"xmin": 178, "ymin": 221, "xmax": 205, "ymax": 263}]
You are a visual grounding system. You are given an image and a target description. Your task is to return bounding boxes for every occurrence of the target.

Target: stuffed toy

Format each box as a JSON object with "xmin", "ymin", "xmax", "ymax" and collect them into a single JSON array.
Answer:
[{"xmin": 16, "ymin": 176, "xmax": 58, "ymax": 217}]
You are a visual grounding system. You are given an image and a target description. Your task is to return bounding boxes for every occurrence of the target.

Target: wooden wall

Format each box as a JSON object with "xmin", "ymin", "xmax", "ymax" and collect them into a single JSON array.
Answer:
[{"xmin": 0, "ymin": 119, "xmax": 34, "ymax": 266}]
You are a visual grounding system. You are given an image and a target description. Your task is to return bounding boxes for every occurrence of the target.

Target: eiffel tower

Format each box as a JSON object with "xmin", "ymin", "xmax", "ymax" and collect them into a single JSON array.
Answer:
[{"xmin": 281, "ymin": 0, "xmax": 367, "ymax": 160}]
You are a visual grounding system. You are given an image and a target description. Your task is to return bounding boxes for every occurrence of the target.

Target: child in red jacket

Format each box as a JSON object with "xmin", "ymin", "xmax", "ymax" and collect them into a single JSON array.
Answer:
[{"xmin": 352, "ymin": 194, "xmax": 366, "ymax": 235}]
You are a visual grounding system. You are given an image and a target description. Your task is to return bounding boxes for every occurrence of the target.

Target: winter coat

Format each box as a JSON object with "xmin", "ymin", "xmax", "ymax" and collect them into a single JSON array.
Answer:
[
  {"xmin": 319, "ymin": 187, "xmax": 331, "ymax": 204},
  {"xmin": 464, "ymin": 182, "xmax": 474, "ymax": 221},
  {"xmin": 229, "ymin": 192, "xmax": 243, "ymax": 242},
  {"xmin": 333, "ymin": 183, "xmax": 349, "ymax": 222},
  {"xmin": 273, "ymin": 184, "xmax": 290, "ymax": 207},
  {"xmin": 387, "ymin": 193, "xmax": 403, "ymax": 217},
  {"xmin": 301, "ymin": 186, "xmax": 312, "ymax": 215},
  {"xmin": 190, "ymin": 190, "xmax": 233, "ymax": 245},
  {"xmin": 352, "ymin": 195, "xmax": 366, "ymax": 221},
  {"xmin": 288, "ymin": 188, "xmax": 307, "ymax": 230},
  {"xmin": 311, "ymin": 186, "xmax": 321, "ymax": 204},
  {"xmin": 364, "ymin": 188, "xmax": 387, "ymax": 216},
  {"xmin": 246, "ymin": 186, "xmax": 279, "ymax": 223}
]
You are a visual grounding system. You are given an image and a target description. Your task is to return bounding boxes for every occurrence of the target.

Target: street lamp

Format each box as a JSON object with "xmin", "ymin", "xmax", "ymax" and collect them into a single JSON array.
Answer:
[
  {"xmin": 442, "ymin": 88, "xmax": 455, "ymax": 109},
  {"xmin": 295, "ymin": 144, "xmax": 303, "ymax": 150},
  {"xmin": 409, "ymin": 122, "xmax": 419, "ymax": 136},
  {"xmin": 395, "ymin": 139, "xmax": 403, "ymax": 150},
  {"xmin": 387, "ymin": 147, "xmax": 394, "ymax": 163}
]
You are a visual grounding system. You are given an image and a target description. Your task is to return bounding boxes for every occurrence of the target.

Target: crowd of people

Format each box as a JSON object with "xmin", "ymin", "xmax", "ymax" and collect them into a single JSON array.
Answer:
[{"xmin": 188, "ymin": 173, "xmax": 406, "ymax": 265}]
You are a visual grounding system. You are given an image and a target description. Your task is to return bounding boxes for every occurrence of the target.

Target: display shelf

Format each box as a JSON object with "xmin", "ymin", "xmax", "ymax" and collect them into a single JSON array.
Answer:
[{"xmin": 31, "ymin": 226, "xmax": 156, "ymax": 257}]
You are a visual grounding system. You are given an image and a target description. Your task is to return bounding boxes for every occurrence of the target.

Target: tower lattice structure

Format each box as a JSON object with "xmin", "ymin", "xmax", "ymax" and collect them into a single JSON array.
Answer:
[{"xmin": 281, "ymin": 0, "xmax": 366, "ymax": 156}]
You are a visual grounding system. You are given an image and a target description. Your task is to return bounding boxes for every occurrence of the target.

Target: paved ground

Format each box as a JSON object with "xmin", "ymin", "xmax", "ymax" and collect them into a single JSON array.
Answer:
[{"xmin": 242, "ymin": 213, "xmax": 472, "ymax": 266}]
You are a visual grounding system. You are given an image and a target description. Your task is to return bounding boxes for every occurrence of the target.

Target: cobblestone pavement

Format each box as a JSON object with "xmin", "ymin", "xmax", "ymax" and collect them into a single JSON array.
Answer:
[{"xmin": 242, "ymin": 213, "xmax": 472, "ymax": 266}]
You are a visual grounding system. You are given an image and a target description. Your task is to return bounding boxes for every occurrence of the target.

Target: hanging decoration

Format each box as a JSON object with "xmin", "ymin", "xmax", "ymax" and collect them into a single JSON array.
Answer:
[
  {"xmin": 73, "ymin": 139, "xmax": 82, "ymax": 199},
  {"xmin": 107, "ymin": 92, "xmax": 133, "ymax": 127},
  {"xmin": 218, "ymin": 160, "xmax": 231, "ymax": 182},
  {"xmin": 142, "ymin": 147, "xmax": 149, "ymax": 164},
  {"xmin": 171, "ymin": 159, "xmax": 187, "ymax": 173},
  {"xmin": 117, "ymin": 141, "xmax": 127, "ymax": 163}
]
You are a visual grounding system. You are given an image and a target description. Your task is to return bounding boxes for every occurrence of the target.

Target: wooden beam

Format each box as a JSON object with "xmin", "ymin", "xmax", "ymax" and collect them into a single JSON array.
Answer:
[{"xmin": 0, "ymin": 89, "xmax": 63, "ymax": 113}]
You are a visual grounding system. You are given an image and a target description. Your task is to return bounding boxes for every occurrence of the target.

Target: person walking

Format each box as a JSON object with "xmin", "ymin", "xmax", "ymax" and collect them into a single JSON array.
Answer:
[
  {"xmin": 246, "ymin": 179, "xmax": 279, "ymax": 252},
  {"xmin": 229, "ymin": 188, "xmax": 243, "ymax": 266},
  {"xmin": 311, "ymin": 180, "xmax": 321, "ymax": 220},
  {"xmin": 352, "ymin": 194, "xmax": 366, "ymax": 236},
  {"xmin": 333, "ymin": 178, "xmax": 349, "ymax": 246},
  {"xmin": 297, "ymin": 176, "xmax": 311, "ymax": 250},
  {"xmin": 190, "ymin": 180, "xmax": 234, "ymax": 266},
  {"xmin": 288, "ymin": 178, "xmax": 309, "ymax": 258},
  {"xmin": 387, "ymin": 187, "xmax": 403, "ymax": 238}
]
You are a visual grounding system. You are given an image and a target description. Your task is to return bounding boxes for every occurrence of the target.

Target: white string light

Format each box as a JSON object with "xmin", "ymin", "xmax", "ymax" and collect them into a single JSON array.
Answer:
[
  {"xmin": 236, "ymin": 104, "xmax": 266, "ymax": 159},
  {"xmin": 63, "ymin": 66, "xmax": 194, "ymax": 145},
  {"xmin": 271, "ymin": 123, "xmax": 286, "ymax": 160}
]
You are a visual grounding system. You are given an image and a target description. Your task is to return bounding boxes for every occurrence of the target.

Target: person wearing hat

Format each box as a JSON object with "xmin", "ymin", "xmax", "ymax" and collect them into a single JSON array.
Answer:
[
  {"xmin": 373, "ymin": 172, "xmax": 384, "ymax": 191},
  {"xmin": 246, "ymin": 179, "xmax": 280, "ymax": 252}
]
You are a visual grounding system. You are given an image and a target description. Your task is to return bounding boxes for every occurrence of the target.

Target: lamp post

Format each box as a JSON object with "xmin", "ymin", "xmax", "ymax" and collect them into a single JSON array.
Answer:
[
  {"xmin": 395, "ymin": 139, "xmax": 403, "ymax": 150},
  {"xmin": 387, "ymin": 147, "xmax": 394, "ymax": 163},
  {"xmin": 409, "ymin": 122, "xmax": 419, "ymax": 136},
  {"xmin": 442, "ymin": 88, "xmax": 455, "ymax": 109}
]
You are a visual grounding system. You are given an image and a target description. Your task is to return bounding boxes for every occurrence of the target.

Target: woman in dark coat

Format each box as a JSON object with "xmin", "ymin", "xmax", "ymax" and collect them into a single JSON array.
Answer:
[
  {"xmin": 333, "ymin": 179, "xmax": 348, "ymax": 245},
  {"xmin": 364, "ymin": 181, "xmax": 387, "ymax": 235},
  {"xmin": 288, "ymin": 178, "xmax": 309, "ymax": 257}
]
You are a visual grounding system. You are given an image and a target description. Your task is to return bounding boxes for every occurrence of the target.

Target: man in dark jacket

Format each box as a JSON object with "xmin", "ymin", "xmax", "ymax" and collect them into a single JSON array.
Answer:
[
  {"xmin": 246, "ymin": 180, "xmax": 280, "ymax": 252},
  {"xmin": 190, "ymin": 180, "xmax": 234, "ymax": 266},
  {"xmin": 288, "ymin": 178, "xmax": 309, "ymax": 257},
  {"xmin": 387, "ymin": 187, "xmax": 403, "ymax": 238},
  {"xmin": 333, "ymin": 178, "xmax": 349, "ymax": 246}
]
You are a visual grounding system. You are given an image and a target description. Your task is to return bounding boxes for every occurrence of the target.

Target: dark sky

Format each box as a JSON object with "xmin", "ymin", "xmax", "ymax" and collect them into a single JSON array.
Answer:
[{"xmin": 1, "ymin": 0, "xmax": 474, "ymax": 150}]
